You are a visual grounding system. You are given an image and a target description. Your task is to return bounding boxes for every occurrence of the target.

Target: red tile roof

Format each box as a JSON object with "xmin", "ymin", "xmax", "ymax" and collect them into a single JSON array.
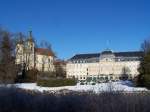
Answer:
[
  {"xmin": 35, "ymin": 48, "xmax": 55, "ymax": 56},
  {"xmin": 54, "ymin": 60, "xmax": 66, "ymax": 65}
]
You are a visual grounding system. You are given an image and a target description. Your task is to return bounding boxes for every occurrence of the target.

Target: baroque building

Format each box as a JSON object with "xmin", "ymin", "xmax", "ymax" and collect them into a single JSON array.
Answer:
[
  {"xmin": 15, "ymin": 31, "xmax": 55, "ymax": 72},
  {"xmin": 67, "ymin": 50, "xmax": 143, "ymax": 81}
]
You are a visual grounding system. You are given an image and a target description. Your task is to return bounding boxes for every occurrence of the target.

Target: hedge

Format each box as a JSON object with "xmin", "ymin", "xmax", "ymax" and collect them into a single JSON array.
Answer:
[{"xmin": 37, "ymin": 78, "xmax": 77, "ymax": 87}]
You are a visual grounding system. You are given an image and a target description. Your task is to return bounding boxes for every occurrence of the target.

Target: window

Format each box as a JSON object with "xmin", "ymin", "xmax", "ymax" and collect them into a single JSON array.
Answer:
[
  {"xmin": 87, "ymin": 68, "xmax": 88, "ymax": 71},
  {"xmin": 80, "ymin": 77, "xmax": 82, "ymax": 80}
]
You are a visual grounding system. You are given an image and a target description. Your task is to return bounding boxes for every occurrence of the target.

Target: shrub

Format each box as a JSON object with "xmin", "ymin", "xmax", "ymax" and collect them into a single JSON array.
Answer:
[
  {"xmin": 80, "ymin": 82, "xmax": 84, "ymax": 85},
  {"xmin": 91, "ymin": 82, "xmax": 96, "ymax": 85},
  {"xmin": 143, "ymin": 74, "xmax": 150, "ymax": 89},
  {"xmin": 38, "ymin": 71, "xmax": 56, "ymax": 79},
  {"xmin": 18, "ymin": 69, "xmax": 38, "ymax": 83},
  {"xmin": 37, "ymin": 78, "xmax": 77, "ymax": 87}
]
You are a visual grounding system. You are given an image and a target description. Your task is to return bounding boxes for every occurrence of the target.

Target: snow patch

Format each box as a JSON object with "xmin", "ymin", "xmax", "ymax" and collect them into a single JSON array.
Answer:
[{"xmin": 14, "ymin": 81, "xmax": 148, "ymax": 93}]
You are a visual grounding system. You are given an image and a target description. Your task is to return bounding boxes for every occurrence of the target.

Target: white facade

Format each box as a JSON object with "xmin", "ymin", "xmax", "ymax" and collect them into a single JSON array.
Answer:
[
  {"xmin": 67, "ymin": 50, "xmax": 142, "ymax": 81},
  {"xmin": 35, "ymin": 54, "xmax": 55, "ymax": 72},
  {"xmin": 15, "ymin": 32, "xmax": 55, "ymax": 72}
]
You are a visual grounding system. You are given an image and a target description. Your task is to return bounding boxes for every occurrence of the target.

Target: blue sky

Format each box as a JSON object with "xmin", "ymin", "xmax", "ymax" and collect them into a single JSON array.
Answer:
[{"xmin": 0, "ymin": 0, "xmax": 150, "ymax": 59}]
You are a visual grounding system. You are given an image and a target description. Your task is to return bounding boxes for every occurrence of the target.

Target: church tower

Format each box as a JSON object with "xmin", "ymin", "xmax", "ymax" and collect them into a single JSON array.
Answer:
[
  {"xmin": 25, "ymin": 30, "xmax": 35, "ymax": 69},
  {"xmin": 16, "ymin": 33, "xmax": 24, "ymax": 65},
  {"xmin": 27, "ymin": 30, "xmax": 35, "ymax": 53}
]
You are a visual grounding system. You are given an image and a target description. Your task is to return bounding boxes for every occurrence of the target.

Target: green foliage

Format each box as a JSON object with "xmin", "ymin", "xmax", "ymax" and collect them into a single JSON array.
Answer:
[
  {"xmin": 138, "ymin": 39, "xmax": 150, "ymax": 89},
  {"xmin": 143, "ymin": 74, "xmax": 150, "ymax": 88},
  {"xmin": 87, "ymin": 77, "xmax": 92, "ymax": 82},
  {"xmin": 91, "ymin": 82, "xmax": 96, "ymax": 85},
  {"xmin": 37, "ymin": 78, "xmax": 77, "ymax": 87},
  {"xmin": 138, "ymin": 53, "xmax": 150, "ymax": 89},
  {"xmin": 24, "ymin": 69, "xmax": 38, "ymax": 82},
  {"xmin": 38, "ymin": 71, "xmax": 56, "ymax": 79},
  {"xmin": 80, "ymin": 82, "xmax": 84, "ymax": 85},
  {"xmin": 55, "ymin": 66, "xmax": 66, "ymax": 78},
  {"xmin": 16, "ymin": 69, "xmax": 38, "ymax": 83}
]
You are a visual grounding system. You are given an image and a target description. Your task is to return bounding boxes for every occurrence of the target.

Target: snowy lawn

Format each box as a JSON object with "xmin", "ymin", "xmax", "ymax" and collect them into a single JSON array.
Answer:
[{"xmin": 14, "ymin": 81, "xmax": 148, "ymax": 93}]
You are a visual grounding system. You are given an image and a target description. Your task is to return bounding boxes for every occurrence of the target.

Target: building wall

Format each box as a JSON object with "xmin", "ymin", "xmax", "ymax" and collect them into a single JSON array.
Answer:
[
  {"xmin": 15, "ymin": 43, "xmax": 55, "ymax": 72},
  {"xmin": 35, "ymin": 54, "xmax": 55, "ymax": 72},
  {"xmin": 15, "ymin": 44, "xmax": 24, "ymax": 65},
  {"xmin": 66, "ymin": 59, "xmax": 140, "ymax": 81}
]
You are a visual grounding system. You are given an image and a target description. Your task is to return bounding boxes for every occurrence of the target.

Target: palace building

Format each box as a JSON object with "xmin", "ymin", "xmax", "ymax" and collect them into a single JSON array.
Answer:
[
  {"xmin": 15, "ymin": 31, "xmax": 55, "ymax": 72},
  {"xmin": 66, "ymin": 50, "xmax": 143, "ymax": 81}
]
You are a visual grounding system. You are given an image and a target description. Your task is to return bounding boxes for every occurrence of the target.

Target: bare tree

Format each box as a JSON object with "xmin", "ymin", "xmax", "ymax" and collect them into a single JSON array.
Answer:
[
  {"xmin": 54, "ymin": 60, "xmax": 66, "ymax": 78},
  {"xmin": 0, "ymin": 28, "xmax": 17, "ymax": 84},
  {"xmin": 141, "ymin": 39, "xmax": 150, "ymax": 55}
]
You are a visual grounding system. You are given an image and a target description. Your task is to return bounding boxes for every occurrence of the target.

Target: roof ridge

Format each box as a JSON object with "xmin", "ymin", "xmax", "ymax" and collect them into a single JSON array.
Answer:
[{"xmin": 75, "ymin": 53, "xmax": 100, "ymax": 55}]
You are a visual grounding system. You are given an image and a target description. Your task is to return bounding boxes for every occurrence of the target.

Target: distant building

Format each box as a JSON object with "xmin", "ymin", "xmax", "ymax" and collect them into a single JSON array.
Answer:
[
  {"xmin": 67, "ymin": 50, "xmax": 143, "ymax": 81},
  {"xmin": 15, "ymin": 31, "xmax": 55, "ymax": 72}
]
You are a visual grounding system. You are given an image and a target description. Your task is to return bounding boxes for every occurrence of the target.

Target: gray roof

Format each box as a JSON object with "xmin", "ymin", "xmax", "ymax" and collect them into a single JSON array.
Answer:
[
  {"xmin": 70, "ymin": 53, "xmax": 100, "ymax": 60},
  {"xmin": 114, "ymin": 51, "xmax": 143, "ymax": 57},
  {"xmin": 70, "ymin": 51, "xmax": 143, "ymax": 60}
]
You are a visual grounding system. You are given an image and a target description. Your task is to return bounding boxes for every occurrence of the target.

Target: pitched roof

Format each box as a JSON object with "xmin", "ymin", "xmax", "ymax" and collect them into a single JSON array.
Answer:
[
  {"xmin": 35, "ymin": 48, "xmax": 54, "ymax": 56},
  {"xmin": 70, "ymin": 51, "xmax": 143, "ymax": 60},
  {"xmin": 54, "ymin": 60, "xmax": 66, "ymax": 65}
]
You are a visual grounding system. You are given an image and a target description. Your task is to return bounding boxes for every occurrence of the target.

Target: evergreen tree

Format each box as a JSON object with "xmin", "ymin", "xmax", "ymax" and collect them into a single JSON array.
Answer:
[{"xmin": 138, "ymin": 39, "xmax": 150, "ymax": 89}]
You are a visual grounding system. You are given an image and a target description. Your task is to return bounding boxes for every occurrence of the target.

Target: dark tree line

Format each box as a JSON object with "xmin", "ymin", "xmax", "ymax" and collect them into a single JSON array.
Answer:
[{"xmin": 0, "ymin": 28, "xmax": 18, "ymax": 84}]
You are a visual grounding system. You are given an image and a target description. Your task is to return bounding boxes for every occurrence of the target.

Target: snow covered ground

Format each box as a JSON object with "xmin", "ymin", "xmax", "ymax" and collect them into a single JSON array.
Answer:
[{"xmin": 14, "ymin": 81, "xmax": 148, "ymax": 93}]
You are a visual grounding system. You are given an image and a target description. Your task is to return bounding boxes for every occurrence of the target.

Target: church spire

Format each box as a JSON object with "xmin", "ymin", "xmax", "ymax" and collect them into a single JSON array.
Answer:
[
  {"xmin": 29, "ymin": 30, "xmax": 32, "ymax": 39},
  {"xmin": 17, "ymin": 32, "xmax": 24, "ymax": 44},
  {"xmin": 27, "ymin": 28, "xmax": 34, "ymax": 42}
]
